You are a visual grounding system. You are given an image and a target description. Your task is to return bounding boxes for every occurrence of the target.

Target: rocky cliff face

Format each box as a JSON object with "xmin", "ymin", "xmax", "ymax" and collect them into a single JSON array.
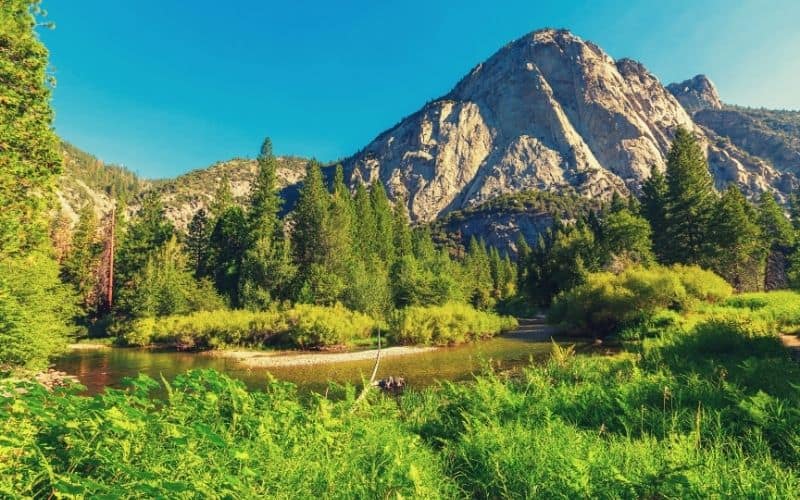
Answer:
[
  {"xmin": 667, "ymin": 75, "xmax": 723, "ymax": 113},
  {"xmin": 344, "ymin": 29, "xmax": 794, "ymax": 223}
]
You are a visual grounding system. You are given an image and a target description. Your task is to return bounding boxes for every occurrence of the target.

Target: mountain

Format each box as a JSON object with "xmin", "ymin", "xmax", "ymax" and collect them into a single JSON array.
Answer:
[
  {"xmin": 58, "ymin": 28, "xmax": 800, "ymax": 250},
  {"xmin": 342, "ymin": 29, "xmax": 795, "ymax": 224}
]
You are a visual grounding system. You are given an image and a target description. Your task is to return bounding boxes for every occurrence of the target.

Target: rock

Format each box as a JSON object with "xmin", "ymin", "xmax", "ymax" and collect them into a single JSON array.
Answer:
[
  {"xmin": 667, "ymin": 74, "xmax": 723, "ymax": 113},
  {"xmin": 344, "ymin": 29, "xmax": 792, "ymax": 224}
]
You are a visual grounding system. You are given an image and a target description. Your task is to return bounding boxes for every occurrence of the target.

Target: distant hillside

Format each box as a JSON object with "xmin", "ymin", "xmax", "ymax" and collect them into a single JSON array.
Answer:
[{"xmin": 57, "ymin": 143, "xmax": 309, "ymax": 231}]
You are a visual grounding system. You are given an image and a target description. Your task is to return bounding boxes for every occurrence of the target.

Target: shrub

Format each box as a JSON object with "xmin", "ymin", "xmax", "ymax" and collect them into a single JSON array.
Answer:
[
  {"xmin": 549, "ymin": 265, "xmax": 731, "ymax": 336},
  {"xmin": 123, "ymin": 304, "xmax": 377, "ymax": 349},
  {"xmin": 672, "ymin": 264, "xmax": 732, "ymax": 305},
  {"xmin": 389, "ymin": 303, "xmax": 517, "ymax": 345}
]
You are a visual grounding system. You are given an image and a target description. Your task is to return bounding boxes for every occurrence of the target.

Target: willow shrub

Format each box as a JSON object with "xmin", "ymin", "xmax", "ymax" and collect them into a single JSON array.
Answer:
[
  {"xmin": 550, "ymin": 265, "xmax": 732, "ymax": 336},
  {"xmin": 389, "ymin": 303, "xmax": 517, "ymax": 345},
  {"xmin": 124, "ymin": 304, "xmax": 377, "ymax": 348}
]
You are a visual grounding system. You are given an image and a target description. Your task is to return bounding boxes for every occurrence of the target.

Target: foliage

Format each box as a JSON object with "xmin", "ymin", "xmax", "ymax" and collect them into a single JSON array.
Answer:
[
  {"xmin": 124, "ymin": 303, "xmax": 377, "ymax": 349},
  {"xmin": 389, "ymin": 303, "xmax": 517, "ymax": 345},
  {"xmin": 0, "ymin": 253, "xmax": 78, "ymax": 371},
  {"xmin": 661, "ymin": 127, "xmax": 718, "ymax": 265},
  {"xmin": 117, "ymin": 237, "xmax": 225, "ymax": 319},
  {"xmin": 549, "ymin": 265, "xmax": 732, "ymax": 336},
  {"xmin": 4, "ymin": 291, "xmax": 800, "ymax": 497}
]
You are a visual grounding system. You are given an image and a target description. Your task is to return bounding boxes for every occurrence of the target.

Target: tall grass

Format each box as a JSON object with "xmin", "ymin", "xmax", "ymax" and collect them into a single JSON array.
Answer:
[{"xmin": 3, "ymin": 291, "xmax": 800, "ymax": 497}]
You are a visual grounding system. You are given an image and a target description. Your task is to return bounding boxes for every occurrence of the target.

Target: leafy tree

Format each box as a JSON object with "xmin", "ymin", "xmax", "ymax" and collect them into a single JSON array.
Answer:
[
  {"xmin": 706, "ymin": 186, "xmax": 766, "ymax": 291},
  {"xmin": 661, "ymin": 127, "xmax": 717, "ymax": 265},
  {"xmin": 599, "ymin": 208, "xmax": 654, "ymax": 268},
  {"xmin": 0, "ymin": 253, "xmax": 78, "ymax": 371},
  {"xmin": 118, "ymin": 236, "xmax": 224, "ymax": 319}
]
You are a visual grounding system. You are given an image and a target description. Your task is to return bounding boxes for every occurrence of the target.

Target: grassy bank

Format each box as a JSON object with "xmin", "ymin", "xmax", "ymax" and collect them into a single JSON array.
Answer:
[
  {"xmin": 2, "ymin": 291, "xmax": 799, "ymax": 497},
  {"xmin": 122, "ymin": 303, "xmax": 516, "ymax": 350}
]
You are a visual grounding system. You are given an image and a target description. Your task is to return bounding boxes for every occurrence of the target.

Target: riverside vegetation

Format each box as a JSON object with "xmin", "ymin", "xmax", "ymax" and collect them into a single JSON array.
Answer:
[{"xmin": 2, "ymin": 1, "xmax": 800, "ymax": 498}]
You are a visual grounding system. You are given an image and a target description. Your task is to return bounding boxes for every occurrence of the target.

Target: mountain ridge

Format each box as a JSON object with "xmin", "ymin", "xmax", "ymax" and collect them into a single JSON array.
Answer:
[{"xmin": 57, "ymin": 28, "xmax": 800, "ymax": 246}]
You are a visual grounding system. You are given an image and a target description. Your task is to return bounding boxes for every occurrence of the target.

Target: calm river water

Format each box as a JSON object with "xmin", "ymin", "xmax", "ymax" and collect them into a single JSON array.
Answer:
[{"xmin": 55, "ymin": 331, "xmax": 575, "ymax": 395}]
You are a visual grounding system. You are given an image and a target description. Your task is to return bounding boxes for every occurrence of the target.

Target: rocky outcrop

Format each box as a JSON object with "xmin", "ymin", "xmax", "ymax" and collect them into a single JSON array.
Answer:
[
  {"xmin": 344, "ymin": 29, "xmax": 791, "ymax": 223},
  {"xmin": 667, "ymin": 75, "xmax": 723, "ymax": 113}
]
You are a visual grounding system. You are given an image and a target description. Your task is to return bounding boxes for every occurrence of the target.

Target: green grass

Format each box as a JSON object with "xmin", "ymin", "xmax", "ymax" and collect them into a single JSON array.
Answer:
[{"xmin": 2, "ymin": 291, "xmax": 800, "ymax": 497}]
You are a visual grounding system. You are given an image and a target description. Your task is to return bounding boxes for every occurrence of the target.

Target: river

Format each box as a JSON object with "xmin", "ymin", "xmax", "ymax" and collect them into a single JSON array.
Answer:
[{"xmin": 55, "ymin": 329, "xmax": 576, "ymax": 395}]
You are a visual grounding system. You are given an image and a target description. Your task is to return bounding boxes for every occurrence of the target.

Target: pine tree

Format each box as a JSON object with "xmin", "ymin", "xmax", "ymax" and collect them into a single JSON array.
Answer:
[
  {"xmin": 352, "ymin": 183, "xmax": 377, "ymax": 258},
  {"xmin": 248, "ymin": 138, "xmax": 282, "ymax": 238},
  {"xmin": 186, "ymin": 208, "xmax": 211, "ymax": 278},
  {"xmin": 116, "ymin": 192, "xmax": 174, "ymax": 288},
  {"xmin": 707, "ymin": 186, "xmax": 766, "ymax": 291},
  {"xmin": 209, "ymin": 173, "xmax": 235, "ymax": 219},
  {"xmin": 641, "ymin": 168, "xmax": 669, "ymax": 262},
  {"xmin": 370, "ymin": 181, "xmax": 395, "ymax": 264},
  {"xmin": 662, "ymin": 127, "xmax": 717, "ymax": 265},
  {"xmin": 208, "ymin": 206, "xmax": 249, "ymax": 307},
  {"xmin": 392, "ymin": 200, "xmax": 413, "ymax": 260},
  {"xmin": 0, "ymin": 2, "xmax": 77, "ymax": 369},
  {"xmin": 758, "ymin": 192, "xmax": 794, "ymax": 248},
  {"xmin": 62, "ymin": 204, "xmax": 102, "ymax": 309},
  {"xmin": 239, "ymin": 138, "xmax": 293, "ymax": 308}
]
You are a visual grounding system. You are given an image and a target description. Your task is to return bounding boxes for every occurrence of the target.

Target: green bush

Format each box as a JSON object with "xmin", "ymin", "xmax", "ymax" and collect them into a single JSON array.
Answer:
[
  {"xmin": 123, "ymin": 304, "xmax": 377, "ymax": 349},
  {"xmin": 389, "ymin": 303, "xmax": 517, "ymax": 345},
  {"xmin": 549, "ymin": 265, "xmax": 732, "ymax": 336}
]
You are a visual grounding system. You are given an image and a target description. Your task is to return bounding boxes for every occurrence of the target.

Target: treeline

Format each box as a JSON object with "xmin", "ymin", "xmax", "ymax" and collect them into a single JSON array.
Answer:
[
  {"xmin": 517, "ymin": 127, "xmax": 800, "ymax": 309},
  {"xmin": 62, "ymin": 139, "xmax": 518, "ymax": 335}
]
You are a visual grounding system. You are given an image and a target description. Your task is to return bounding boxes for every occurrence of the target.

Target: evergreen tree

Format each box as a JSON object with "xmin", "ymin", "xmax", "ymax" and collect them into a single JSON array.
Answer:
[
  {"xmin": 292, "ymin": 160, "xmax": 333, "ymax": 302},
  {"xmin": 352, "ymin": 183, "xmax": 376, "ymax": 258},
  {"xmin": 116, "ymin": 192, "xmax": 174, "ymax": 288},
  {"xmin": 464, "ymin": 237, "xmax": 494, "ymax": 309},
  {"xmin": 186, "ymin": 209, "xmax": 211, "ymax": 278},
  {"xmin": 392, "ymin": 200, "xmax": 414, "ymax": 260},
  {"xmin": 62, "ymin": 205, "xmax": 102, "ymax": 309},
  {"xmin": 209, "ymin": 174, "xmax": 235, "ymax": 219},
  {"xmin": 641, "ymin": 169, "xmax": 669, "ymax": 262},
  {"xmin": 662, "ymin": 127, "xmax": 717, "ymax": 265},
  {"xmin": 239, "ymin": 138, "xmax": 293, "ymax": 309},
  {"xmin": 707, "ymin": 186, "xmax": 766, "ymax": 291},
  {"xmin": 0, "ymin": 2, "xmax": 78, "ymax": 369},
  {"xmin": 209, "ymin": 206, "xmax": 248, "ymax": 307},
  {"xmin": 758, "ymin": 192, "xmax": 794, "ymax": 248},
  {"xmin": 370, "ymin": 181, "xmax": 395, "ymax": 263}
]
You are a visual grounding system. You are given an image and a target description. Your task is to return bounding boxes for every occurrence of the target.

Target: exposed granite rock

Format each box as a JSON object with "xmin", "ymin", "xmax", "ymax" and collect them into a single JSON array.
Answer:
[
  {"xmin": 344, "ymin": 29, "xmax": 790, "ymax": 223},
  {"xmin": 667, "ymin": 75, "xmax": 723, "ymax": 113}
]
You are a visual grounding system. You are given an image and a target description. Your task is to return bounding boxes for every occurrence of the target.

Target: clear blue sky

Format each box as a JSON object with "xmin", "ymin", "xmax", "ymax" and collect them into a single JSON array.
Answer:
[{"xmin": 40, "ymin": 0, "xmax": 800, "ymax": 179}]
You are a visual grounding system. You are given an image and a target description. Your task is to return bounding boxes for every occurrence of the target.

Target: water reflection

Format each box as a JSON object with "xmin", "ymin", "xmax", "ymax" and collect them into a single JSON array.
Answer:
[{"xmin": 56, "ymin": 334, "xmax": 573, "ymax": 395}]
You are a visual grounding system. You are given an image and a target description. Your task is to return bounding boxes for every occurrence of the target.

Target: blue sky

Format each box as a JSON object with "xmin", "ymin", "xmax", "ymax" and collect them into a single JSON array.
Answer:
[{"xmin": 40, "ymin": 1, "xmax": 800, "ymax": 179}]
